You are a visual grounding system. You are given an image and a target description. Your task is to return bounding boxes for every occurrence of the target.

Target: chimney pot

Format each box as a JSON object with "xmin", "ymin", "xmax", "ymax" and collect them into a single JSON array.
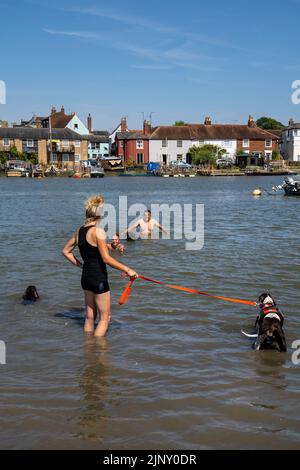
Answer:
[
  {"xmin": 61, "ymin": 105, "xmax": 65, "ymax": 114},
  {"xmin": 204, "ymin": 116, "xmax": 212, "ymax": 125},
  {"xmin": 87, "ymin": 113, "xmax": 93, "ymax": 133},
  {"xmin": 143, "ymin": 120, "xmax": 151, "ymax": 135},
  {"xmin": 121, "ymin": 116, "xmax": 127, "ymax": 132},
  {"xmin": 248, "ymin": 115, "xmax": 256, "ymax": 128},
  {"xmin": 51, "ymin": 106, "xmax": 56, "ymax": 115}
]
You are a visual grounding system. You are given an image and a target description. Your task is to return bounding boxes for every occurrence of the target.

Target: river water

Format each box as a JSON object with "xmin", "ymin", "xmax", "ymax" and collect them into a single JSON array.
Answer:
[{"xmin": 0, "ymin": 176, "xmax": 299, "ymax": 449}]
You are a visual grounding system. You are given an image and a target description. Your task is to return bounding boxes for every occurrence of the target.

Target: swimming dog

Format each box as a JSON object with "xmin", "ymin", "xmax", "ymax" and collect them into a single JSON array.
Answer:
[
  {"xmin": 255, "ymin": 293, "xmax": 287, "ymax": 352},
  {"xmin": 22, "ymin": 286, "xmax": 39, "ymax": 304}
]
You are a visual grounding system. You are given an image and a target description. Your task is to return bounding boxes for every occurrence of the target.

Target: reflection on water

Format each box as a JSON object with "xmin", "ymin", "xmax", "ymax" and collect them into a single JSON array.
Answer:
[
  {"xmin": 77, "ymin": 338, "xmax": 110, "ymax": 435},
  {"xmin": 0, "ymin": 177, "xmax": 300, "ymax": 449}
]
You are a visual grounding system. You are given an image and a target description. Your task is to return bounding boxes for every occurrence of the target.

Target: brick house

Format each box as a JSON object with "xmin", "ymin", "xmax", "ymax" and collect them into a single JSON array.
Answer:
[
  {"xmin": 149, "ymin": 116, "xmax": 278, "ymax": 165},
  {"xmin": 115, "ymin": 117, "xmax": 150, "ymax": 165}
]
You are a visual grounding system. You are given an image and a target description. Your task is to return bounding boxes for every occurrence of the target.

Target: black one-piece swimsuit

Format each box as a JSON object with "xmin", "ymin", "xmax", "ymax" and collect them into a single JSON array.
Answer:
[{"xmin": 78, "ymin": 226, "xmax": 110, "ymax": 295}]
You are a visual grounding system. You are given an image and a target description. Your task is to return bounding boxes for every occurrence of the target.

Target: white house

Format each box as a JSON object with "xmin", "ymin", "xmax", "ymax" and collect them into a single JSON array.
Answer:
[
  {"xmin": 280, "ymin": 120, "xmax": 300, "ymax": 162},
  {"xmin": 149, "ymin": 117, "xmax": 277, "ymax": 164}
]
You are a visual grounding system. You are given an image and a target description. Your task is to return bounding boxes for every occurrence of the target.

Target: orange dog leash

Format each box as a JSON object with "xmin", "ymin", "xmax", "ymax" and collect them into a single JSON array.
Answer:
[{"xmin": 119, "ymin": 275, "xmax": 257, "ymax": 307}]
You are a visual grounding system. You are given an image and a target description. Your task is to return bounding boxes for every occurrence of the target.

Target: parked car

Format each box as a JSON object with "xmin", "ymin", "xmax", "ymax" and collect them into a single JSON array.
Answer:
[
  {"xmin": 169, "ymin": 160, "xmax": 192, "ymax": 169},
  {"xmin": 216, "ymin": 158, "xmax": 233, "ymax": 168}
]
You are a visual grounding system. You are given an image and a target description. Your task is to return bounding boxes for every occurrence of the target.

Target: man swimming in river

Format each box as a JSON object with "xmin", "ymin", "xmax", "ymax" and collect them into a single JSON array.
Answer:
[
  {"xmin": 125, "ymin": 210, "xmax": 168, "ymax": 239},
  {"xmin": 107, "ymin": 234, "xmax": 125, "ymax": 254}
]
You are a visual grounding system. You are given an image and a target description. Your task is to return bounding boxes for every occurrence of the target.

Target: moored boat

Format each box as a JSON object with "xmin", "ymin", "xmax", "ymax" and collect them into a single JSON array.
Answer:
[{"xmin": 273, "ymin": 177, "xmax": 300, "ymax": 196}]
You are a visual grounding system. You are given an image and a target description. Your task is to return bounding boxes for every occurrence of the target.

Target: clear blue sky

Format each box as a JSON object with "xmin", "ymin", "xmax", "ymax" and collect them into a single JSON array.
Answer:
[{"xmin": 1, "ymin": 0, "xmax": 300, "ymax": 131}]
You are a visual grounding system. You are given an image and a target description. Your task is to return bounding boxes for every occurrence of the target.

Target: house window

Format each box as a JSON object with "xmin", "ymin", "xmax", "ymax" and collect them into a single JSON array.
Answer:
[
  {"xmin": 265, "ymin": 152, "xmax": 272, "ymax": 160},
  {"xmin": 162, "ymin": 139, "xmax": 167, "ymax": 148},
  {"xmin": 243, "ymin": 139, "xmax": 250, "ymax": 148},
  {"xmin": 177, "ymin": 154, "xmax": 183, "ymax": 161},
  {"xmin": 26, "ymin": 140, "xmax": 34, "ymax": 147},
  {"xmin": 297, "ymin": 156, "xmax": 300, "ymax": 162},
  {"xmin": 74, "ymin": 154, "xmax": 80, "ymax": 162},
  {"xmin": 74, "ymin": 140, "xmax": 80, "ymax": 148},
  {"xmin": 177, "ymin": 140, "xmax": 183, "ymax": 148},
  {"xmin": 136, "ymin": 140, "xmax": 144, "ymax": 149},
  {"xmin": 74, "ymin": 124, "xmax": 78, "ymax": 129},
  {"xmin": 265, "ymin": 139, "xmax": 272, "ymax": 147},
  {"xmin": 3, "ymin": 138, "xmax": 9, "ymax": 146},
  {"xmin": 223, "ymin": 140, "xmax": 232, "ymax": 147},
  {"xmin": 51, "ymin": 153, "xmax": 57, "ymax": 162},
  {"xmin": 119, "ymin": 140, "xmax": 124, "ymax": 147},
  {"xmin": 62, "ymin": 154, "xmax": 69, "ymax": 162},
  {"xmin": 137, "ymin": 153, "xmax": 144, "ymax": 164},
  {"xmin": 198, "ymin": 140, "xmax": 204, "ymax": 147},
  {"xmin": 62, "ymin": 140, "xmax": 69, "ymax": 148}
]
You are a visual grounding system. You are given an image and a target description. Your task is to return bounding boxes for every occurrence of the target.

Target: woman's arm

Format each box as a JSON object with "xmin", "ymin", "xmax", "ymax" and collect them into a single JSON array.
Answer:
[
  {"xmin": 97, "ymin": 235, "xmax": 137, "ymax": 277},
  {"xmin": 62, "ymin": 233, "xmax": 83, "ymax": 268}
]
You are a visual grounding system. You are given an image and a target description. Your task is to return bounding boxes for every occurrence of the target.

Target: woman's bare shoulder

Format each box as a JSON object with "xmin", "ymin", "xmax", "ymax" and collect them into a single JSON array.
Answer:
[{"xmin": 95, "ymin": 226, "xmax": 107, "ymax": 241}]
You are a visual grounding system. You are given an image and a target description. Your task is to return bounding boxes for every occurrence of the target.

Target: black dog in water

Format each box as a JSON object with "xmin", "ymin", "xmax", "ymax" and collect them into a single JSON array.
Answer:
[
  {"xmin": 22, "ymin": 286, "xmax": 39, "ymax": 305},
  {"xmin": 255, "ymin": 293, "xmax": 287, "ymax": 352}
]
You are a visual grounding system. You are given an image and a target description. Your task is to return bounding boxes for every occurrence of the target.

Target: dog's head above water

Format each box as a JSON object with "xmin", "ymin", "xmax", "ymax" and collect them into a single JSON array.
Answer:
[
  {"xmin": 255, "ymin": 292, "xmax": 286, "ymax": 352},
  {"xmin": 22, "ymin": 286, "xmax": 39, "ymax": 304},
  {"xmin": 258, "ymin": 292, "xmax": 276, "ymax": 308}
]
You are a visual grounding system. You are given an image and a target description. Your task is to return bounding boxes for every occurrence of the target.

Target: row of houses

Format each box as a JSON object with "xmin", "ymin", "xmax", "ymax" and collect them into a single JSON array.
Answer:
[
  {"xmin": 0, "ymin": 106, "xmax": 110, "ymax": 168},
  {"xmin": 1, "ymin": 108, "xmax": 300, "ymax": 167},
  {"xmin": 113, "ymin": 116, "xmax": 278, "ymax": 166}
]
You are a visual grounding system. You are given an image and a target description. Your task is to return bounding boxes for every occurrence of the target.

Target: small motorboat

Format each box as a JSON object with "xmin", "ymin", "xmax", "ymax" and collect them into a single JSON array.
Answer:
[
  {"xmin": 90, "ymin": 167, "xmax": 105, "ymax": 178},
  {"xmin": 273, "ymin": 177, "xmax": 300, "ymax": 196}
]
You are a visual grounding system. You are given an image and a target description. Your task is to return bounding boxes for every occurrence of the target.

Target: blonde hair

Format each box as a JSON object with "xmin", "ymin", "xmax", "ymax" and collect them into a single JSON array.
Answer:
[{"xmin": 85, "ymin": 195, "xmax": 105, "ymax": 220}]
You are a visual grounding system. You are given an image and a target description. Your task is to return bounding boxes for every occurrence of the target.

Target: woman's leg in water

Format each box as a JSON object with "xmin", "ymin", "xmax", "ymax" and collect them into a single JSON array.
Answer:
[
  {"xmin": 94, "ymin": 291, "xmax": 111, "ymax": 337},
  {"xmin": 84, "ymin": 290, "xmax": 97, "ymax": 333}
]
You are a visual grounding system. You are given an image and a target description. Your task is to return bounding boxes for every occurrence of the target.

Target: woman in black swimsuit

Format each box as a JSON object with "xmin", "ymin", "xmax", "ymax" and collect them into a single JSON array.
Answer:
[{"xmin": 62, "ymin": 195, "xmax": 138, "ymax": 337}]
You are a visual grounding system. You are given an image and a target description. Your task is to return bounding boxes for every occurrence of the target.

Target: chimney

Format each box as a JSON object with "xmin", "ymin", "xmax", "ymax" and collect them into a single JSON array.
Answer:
[
  {"xmin": 12, "ymin": 122, "xmax": 17, "ymax": 127},
  {"xmin": 36, "ymin": 118, "xmax": 42, "ymax": 129},
  {"xmin": 0, "ymin": 120, "xmax": 8, "ymax": 128},
  {"xmin": 51, "ymin": 106, "xmax": 56, "ymax": 115},
  {"xmin": 87, "ymin": 113, "xmax": 93, "ymax": 133},
  {"xmin": 121, "ymin": 116, "xmax": 127, "ymax": 132},
  {"xmin": 248, "ymin": 115, "xmax": 256, "ymax": 128},
  {"xmin": 61, "ymin": 105, "xmax": 65, "ymax": 114},
  {"xmin": 288, "ymin": 118, "xmax": 294, "ymax": 127},
  {"xmin": 143, "ymin": 120, "xmax": 151, "ymax": 135},
  {"xmin": 204, "ymin": 116, "xmax": 212, "ymax": 125}
]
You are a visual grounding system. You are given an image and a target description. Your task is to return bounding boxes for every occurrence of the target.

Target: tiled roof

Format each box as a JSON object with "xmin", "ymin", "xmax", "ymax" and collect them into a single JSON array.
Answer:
[
  {"xmin": 116, "ymin": 131, "xmax": 150, "ymax": 140},
  {"xmin": 49, "ymin": 112, "xmax": 73, "ymax": 128},
  {"xmin": 150, "ymin": 125, "xmax": 279, "ymax": 140},
  {"xmin": 0, "ymin": 127, "xmax": 85, "ymax": 140}
]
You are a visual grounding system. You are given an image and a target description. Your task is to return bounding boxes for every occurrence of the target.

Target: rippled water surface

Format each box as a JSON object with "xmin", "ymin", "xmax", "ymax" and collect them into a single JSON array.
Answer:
[{"xmin": 0, "ymin": 176, "xmax": 300, "ymax": 449}]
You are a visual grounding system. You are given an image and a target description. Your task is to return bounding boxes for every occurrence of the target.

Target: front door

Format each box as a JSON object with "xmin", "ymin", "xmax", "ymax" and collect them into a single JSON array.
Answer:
[{"xmin": 162, "ymin": 154, "xmax": 167, "ymax": 164}]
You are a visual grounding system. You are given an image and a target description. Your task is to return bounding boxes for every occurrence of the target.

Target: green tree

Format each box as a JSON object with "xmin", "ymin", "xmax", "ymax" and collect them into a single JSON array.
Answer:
[
  {"xmin": 24, "ymin": 153, "xmax": 38, "ymax": 165},
  {"xmin": 0, "ymin": 152, "xmax": 8, "ymax": 164},
  {"xmin": 256, "ymin": 117, "xmax": 284, "ymax": 130},
  {"xmin": 189, "ymin": 144, "xmax": 226, "ymax": 166},
  {"xmin": 272, "ymin": 150, "xmax": 283, "ymax": 161},
  {"xmin": 10, "ymin": 145, "xmax": 26, "ymax": 160},
  {"xmin": 174, "ymin": 121, "xmax": 188, "ymax": 126}
]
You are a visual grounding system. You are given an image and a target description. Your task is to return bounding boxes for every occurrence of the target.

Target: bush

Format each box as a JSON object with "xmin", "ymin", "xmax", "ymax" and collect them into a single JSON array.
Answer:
[{"xmin": 189, "ymin": 144, "xmax": 226, "ymax": 166}]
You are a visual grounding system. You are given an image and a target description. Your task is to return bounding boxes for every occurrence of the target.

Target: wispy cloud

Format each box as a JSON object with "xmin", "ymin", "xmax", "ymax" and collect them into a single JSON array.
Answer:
[
  {"xmin": 43, "ymin": 28, "xmax": 224, "ymax": 72},
  {"xmin": 131, "ymin": 64, "xmax": 171, "ymax": 71},
  {"xmin": 66, "ymin": 6, "xmax": 242, "ymax": 51}
]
